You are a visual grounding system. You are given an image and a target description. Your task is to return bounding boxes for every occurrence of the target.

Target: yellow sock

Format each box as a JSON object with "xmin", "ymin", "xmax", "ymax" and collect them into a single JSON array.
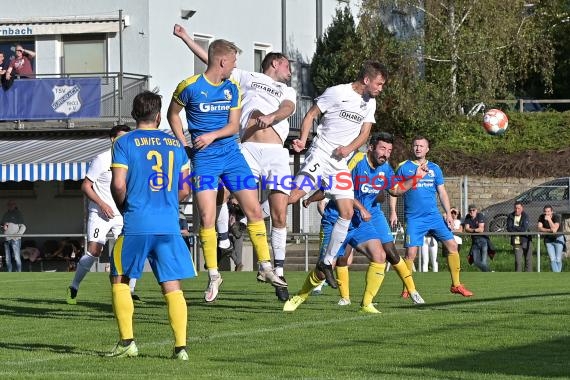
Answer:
[
  {"xmin": 392, "ymin": 260, "xmax": 416, "ymax": 293},
  {"xmin": 403, "ymin": 258, "xmax": 415, "ymax": 292},
  {"xmin": 200, "ymin": 227, "xmax": 217, "ymax": 269},
  {"xmin": 112, "ymin": 283, "xmax": 134, "ymax": 340},
  {"xmin": 165, "ymin": 290, "xmax": 187, "ymax": 348},
  {"xmin": 336, "ymin": 266, "xmax": 350, "ymax": 300},
  {"xmin": 247, "ymin": 220, "xmax": 271, "ymax": 262},
  {"xmin": 298, "ymin": 270, "xmax": 322, "ymax": 299},
  {"xmin": 362, "ymin": 262, "xmax": 386, "ymax": 306},
  {"xmin": 447, "ymin": 252, "xmax": 461, "ymax": 286}
]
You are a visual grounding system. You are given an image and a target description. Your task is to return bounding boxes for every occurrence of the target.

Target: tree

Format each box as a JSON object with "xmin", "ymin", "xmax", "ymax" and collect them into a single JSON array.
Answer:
[
  {"xmin": 358, "ymin": 0, "xmax": 559, "ymax": 114},
  {"xmin": 310, "ymin": 6, "xmax": 362, "ymax": 95}
]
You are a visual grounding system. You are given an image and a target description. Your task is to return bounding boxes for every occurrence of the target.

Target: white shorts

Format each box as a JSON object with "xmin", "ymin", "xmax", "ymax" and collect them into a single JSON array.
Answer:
[
  {"xmin": 293, "ymin": 146, "xmax": 354, "ymax": 199},
  {"xmin": 240, "ymin": 142, "xmax": 292, "ymax": 195},
  {"xmin": 87, "ymin": 209, "xmax": 124, "ymax": 245}
]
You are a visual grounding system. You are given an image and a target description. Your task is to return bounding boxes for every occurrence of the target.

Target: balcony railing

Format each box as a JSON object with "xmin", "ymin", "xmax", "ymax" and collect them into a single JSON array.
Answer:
[{"xmin": 0, "ymin": 72, "xmax": 149, "ymax": 127}]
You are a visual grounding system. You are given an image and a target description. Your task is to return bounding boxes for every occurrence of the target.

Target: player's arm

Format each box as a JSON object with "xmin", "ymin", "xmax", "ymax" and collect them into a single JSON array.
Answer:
[
  {"xmin": 81, "ymin": 177, "xmax": 115, "ymax": 219},
  {"xmin": 173, "ymin": 24, "xmax": 208, "ymax": 64},
  {"xmin": 302, "ymin": 189, "xmax": 325, "ymax": 208},
  {"xmin": 334, "ymin": 122, "xmax": 373, "ymax": 159},
  {"xmin": 388, "ymin": 193, "xmax": 398, "ymax": 228},
  {"xmin": 256, "ymin": 100, "xmax": 295, "ymax": 129},
  {"xmin": 436, "ymin": 184, "xmax": 453, "ymax": 225},
  {"xmin": 193, "ymin": 107, "xmax": 241, "ymax": 150},
  {"xmin": 353, "ymin": 198, "xmax": 371, "ymax": 222},
  {"xmin": 111, "ymin": 167, "xmax": 127, "ymax": 214},
  {"xmin": 167, "ymin": 100, "xmax": 188, "ymax": 148},
  {"xmin": 292, "ymin": 104, "xmax": 321, "ymax": 152},
  {"xmin": 178, "ymin": 166, "xmax": 190, "ymax": 202}
]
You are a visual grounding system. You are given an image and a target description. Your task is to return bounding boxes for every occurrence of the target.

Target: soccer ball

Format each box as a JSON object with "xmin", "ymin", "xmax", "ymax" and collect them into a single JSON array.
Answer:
[{"xmin": 482, "ymin": 109, "xmax": 508, "ymax": 135}]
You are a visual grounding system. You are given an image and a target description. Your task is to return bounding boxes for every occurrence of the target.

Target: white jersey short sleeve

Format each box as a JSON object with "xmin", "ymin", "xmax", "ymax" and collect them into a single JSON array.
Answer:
[
  {"xmin": 231, "ymin": 68, "xmax": 297, "ymax": 145},
  {"xmin": 85, "ymin": 149, "xmax": 120, "ymax": 215},
  {"xmin": 312, "ymin": 83, "xmax": 376, "ymax": 153}
]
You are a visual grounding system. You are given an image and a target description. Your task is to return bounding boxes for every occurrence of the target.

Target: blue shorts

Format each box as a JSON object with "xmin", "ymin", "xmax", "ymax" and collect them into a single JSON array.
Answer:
[
  {"xmin": 191, "ymin": 142, "xmax": 255, "ymax": 193},
  {"xmin": 111, "ymin": 234, "xmax": 197, "ymax": 282},
  {"xmin": 371, "ymin": 213, "xmax": 394, "ymax": 244},
  {"xmin": 404, "ymin": 214, "xmax": 454, "ymax": 248},
  {"xmin": 337, "ymin": 221, "xmax": 378, "ymax": 257}
]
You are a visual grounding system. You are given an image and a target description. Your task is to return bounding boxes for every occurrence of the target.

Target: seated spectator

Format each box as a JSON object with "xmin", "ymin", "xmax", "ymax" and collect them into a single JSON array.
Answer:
[
  {"xmin": 507, "ymin": 201, "xmax": 533, "ymax": 272},
  {"xmin": 225, "ymin": 196, "xmax": 245, "ymax": 271}
]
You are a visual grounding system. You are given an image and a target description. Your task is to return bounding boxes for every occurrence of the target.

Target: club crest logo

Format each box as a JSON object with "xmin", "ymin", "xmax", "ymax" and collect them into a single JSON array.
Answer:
[{"xmin": 52, "ymin": 84, "xmax": 82, "ymax": 116}]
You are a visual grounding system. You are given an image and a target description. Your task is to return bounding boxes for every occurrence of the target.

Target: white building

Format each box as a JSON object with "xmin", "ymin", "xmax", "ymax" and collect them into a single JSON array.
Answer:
[{"xmin": 0, "ymin": 0, "xmax": 359, "ymax": 258}]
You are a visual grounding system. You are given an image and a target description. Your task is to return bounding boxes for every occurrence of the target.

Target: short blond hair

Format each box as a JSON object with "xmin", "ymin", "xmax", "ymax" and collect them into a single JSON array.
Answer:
[{"xmin": 207, "ymin": 39, "xmax": 241, "ymax": 63}]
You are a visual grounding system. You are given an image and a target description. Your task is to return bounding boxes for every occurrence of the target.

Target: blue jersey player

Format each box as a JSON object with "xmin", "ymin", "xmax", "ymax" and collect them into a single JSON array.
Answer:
[
  {"xmin": 390, "ymin": 136, "xmax": 473, "ymax": 297},
  {"xmin": 108, "ymin": 91, "xmax": 196, "ymax": 360},
  {"xmin": 167, "ymin": 39, "xmax": 286, "ymax": 303},
  {"xmin": 285, "ymin": 133, "xmax": 424, "ymax": 312}
]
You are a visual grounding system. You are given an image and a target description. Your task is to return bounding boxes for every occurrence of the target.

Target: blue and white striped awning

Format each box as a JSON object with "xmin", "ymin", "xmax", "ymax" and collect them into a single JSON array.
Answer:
[
  {"xmin": 0, "ymin": 134, "xmax": 109, "ymax": 182},
  {"xmin": 1, "ymin": 162, "xmax": 89, "ymax": 181}
]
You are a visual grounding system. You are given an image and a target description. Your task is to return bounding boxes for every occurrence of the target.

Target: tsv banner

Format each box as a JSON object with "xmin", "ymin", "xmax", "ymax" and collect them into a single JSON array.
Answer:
[{"xmin": 0, "ymin": 77, "xmax": 101, "ymax": 120}]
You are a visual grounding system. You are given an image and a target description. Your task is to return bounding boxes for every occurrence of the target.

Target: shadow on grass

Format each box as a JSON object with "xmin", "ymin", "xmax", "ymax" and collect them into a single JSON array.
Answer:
[
  {"xmin": 393, "ymin": 291, "xmax": 570, "ymax": 309},
  {"xmin": 410, "ymin": 336, "xmax": 569, "ymax": 377}
]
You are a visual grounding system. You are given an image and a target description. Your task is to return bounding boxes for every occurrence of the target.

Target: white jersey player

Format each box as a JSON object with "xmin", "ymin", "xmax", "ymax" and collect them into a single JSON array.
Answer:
[
  {"xmin": 67, "ymin": 125, "xmax": 142, "ymax": 304},
  {"xmin": 173, "ymin": 24, "xmax": 296, "ymax": 301},
  {"xmin": 288, "ymin": 60, "xmax": 388, "ymax": 289}
]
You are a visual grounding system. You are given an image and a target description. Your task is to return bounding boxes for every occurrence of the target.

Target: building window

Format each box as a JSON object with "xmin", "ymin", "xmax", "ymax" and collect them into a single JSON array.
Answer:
[
  {"xmin": 193, "ymin": 35, "xmax": 211, "ymax": 75},
  {"xmin": 0, "ymin": 181, "xmax": 35, "ymax": 198},
  {"xmin": 254, "ymin": 43, "xmax": 271, "ymax": 73},
  {"xmin": 62, "ymin": 34, "xmax": 106, "ymax": 74}
]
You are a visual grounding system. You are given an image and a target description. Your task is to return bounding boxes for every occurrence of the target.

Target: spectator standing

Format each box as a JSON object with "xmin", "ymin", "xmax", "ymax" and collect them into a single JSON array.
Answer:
[
  {"xmin": 5, "ymin": 44, "xmax": 35, "ymax": 81},
  {"xmin": 450, "ymin": 208, "xmax": 463, "ymax": 251},
  {"xmin": 0, "ymin": 51, "xmax": 10, "ymax": 90},
  {"xmin": 463, "ymin": 205, "xmax": 490, "ymax": 272},
  {"xmin": 507, "ymin": 201, "xmax": 533, "ymax": 272},
  {"xmin": 538, "ymin": 205, "xmax": 564, "ymax": 272},
  {"xmin": 420, "ymin": 235, "xmax": 438, "ymax": 272},
  {"xmin": 1, "ymin": 200, "xmax": 26, "ymax": 272}
]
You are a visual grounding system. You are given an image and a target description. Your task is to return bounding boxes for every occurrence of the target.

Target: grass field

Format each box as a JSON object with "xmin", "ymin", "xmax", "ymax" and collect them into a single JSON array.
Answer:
[{"xmin": 1, "ymin": 271, "xmax": 569, "ymax": 379}]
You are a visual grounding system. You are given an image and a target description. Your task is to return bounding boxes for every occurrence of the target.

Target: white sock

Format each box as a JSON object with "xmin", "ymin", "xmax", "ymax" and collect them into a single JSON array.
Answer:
[
  {"xmin": 129, "ymin": 278, "xmax": 137, "ymax": 294},
  {"xmin": 313, "ymin": 280, "xmax": 325, "ymax": 291},
  {"xmin": 323, "ymin": 217, "xmax": 350, "ymax": 265},
  {"xmin": 271, "ymin": 227, "xmax": 287, "ymax": 277},
  {"xmin": 260, "ymin": 199, "xmax": 271, "ymax": 219},
  {"xmin": 70, "ymin": 253, "xmax": 97, "ymax": 289},
  {"xmin": 208, "ymin": 268, "xmax": 220, "ymax": 277},
  {"xmin": 260, "ymin": 261, "xmax": 272, "ymax": 271},
  {"xmin": 217, "ymin": 203, "xmax": 230, "ymax": 249}
]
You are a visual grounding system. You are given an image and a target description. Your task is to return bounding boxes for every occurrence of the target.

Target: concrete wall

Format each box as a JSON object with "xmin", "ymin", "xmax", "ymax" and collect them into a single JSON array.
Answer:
[{"xmin": 445, "ymin": 176, "xmax": 557, "ymax": 215}]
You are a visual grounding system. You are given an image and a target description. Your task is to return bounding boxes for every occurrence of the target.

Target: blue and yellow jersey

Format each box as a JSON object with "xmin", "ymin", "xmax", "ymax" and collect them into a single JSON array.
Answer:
[
  {"xmin": 111, "ymin": 129, "xmax": 190, "ymax": 235},
  {"xmin": 393, "ymin": 160, "xmax": 444, "ymax": 218},
  {"xmin": 347, "ymin": 151, "xmax": 395, "ymax": 220},
  {"xmin": 173, "ymin": 74, "xmax": 241, "ymax": 150},
  {"xmin": 322, "ymin": 152, "xmax": 395, "ymax": 225}
]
